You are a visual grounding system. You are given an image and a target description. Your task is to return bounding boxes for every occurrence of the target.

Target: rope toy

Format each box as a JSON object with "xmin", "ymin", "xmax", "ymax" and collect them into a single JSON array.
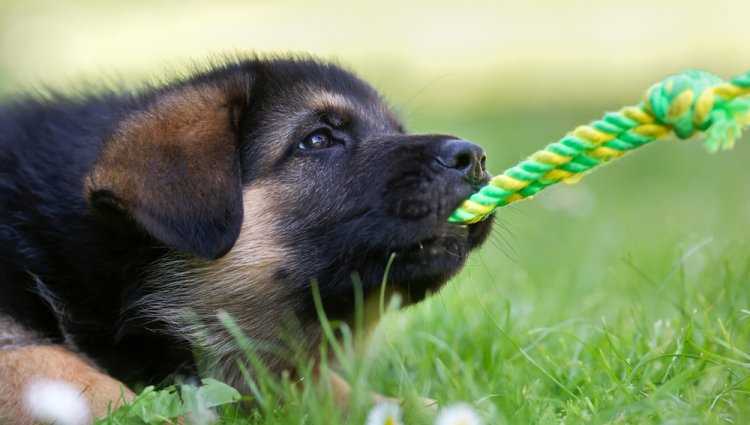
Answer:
[{"xmin": 449, "ymin": 69, "xmax": 750, "ymax": 224}]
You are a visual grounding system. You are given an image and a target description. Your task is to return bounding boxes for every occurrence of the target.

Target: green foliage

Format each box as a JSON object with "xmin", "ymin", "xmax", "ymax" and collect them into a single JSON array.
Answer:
[{"xmin": 97, "ymin": 379, "xmax": 241, "ymax": 424}]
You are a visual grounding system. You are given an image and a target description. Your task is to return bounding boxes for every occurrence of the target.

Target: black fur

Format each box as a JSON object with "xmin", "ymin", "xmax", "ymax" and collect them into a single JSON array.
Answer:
[{"xmin": 0, "ymin": 57, "xmax": 493, "ymax": 386}]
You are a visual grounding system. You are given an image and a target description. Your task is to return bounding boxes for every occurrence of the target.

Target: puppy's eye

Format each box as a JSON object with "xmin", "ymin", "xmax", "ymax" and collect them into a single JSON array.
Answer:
[{"xmin": 299, "ymin": 130, "xmax": 334, "ymax": 150}]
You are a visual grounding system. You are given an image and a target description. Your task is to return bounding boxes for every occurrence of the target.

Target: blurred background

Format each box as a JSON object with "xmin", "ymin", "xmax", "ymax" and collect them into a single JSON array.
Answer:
[
  {"xmin": 2, "ymin": 0, "xmax": 749, "ymax": 107},
  {"xmin": 1, "ymin": 0, "xmax": 749, "ymax": 371}
]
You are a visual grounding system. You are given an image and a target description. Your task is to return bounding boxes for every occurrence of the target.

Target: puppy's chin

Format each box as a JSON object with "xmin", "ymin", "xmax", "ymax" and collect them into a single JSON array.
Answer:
[{"xmin": 384, "ymin": 217, "xmax": 493, "ymax": 303}]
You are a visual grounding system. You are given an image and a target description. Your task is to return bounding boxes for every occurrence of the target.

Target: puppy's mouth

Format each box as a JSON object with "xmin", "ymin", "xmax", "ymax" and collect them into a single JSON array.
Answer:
[
  {"xmin": 384, "ymin": 220, "xmax": 492, "ymax": 302},
  {"xmin": 397, "ymin": 234, "xmax": 464, "ymax": 258}
]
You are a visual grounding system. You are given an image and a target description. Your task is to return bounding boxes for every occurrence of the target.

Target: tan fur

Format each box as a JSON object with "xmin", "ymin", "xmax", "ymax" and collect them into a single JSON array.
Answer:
[
  {"xmin": 324, "ymin": 370, "xmax": 436, "ymax": 410},
  {"xmin": 87, "ymin": 85, "xmax": 236, "ymax": 207},
  {"xmin": 306, "ymin": 90, "xmax": 358, "ymax": 116},
  {"xmin": 250, "ymin": 89, "xmax": 359, "ymax": 161},
  {"xmin": 133, "ymin": 184, "xmax": 320, "ymax": 386},
  {"xmin": 0, "ymin": 345, "xmax": 134, "ymax": 424},
  {"xmin": 326, "ymin": 371, "xmax": 358, "ymax": 408},
  {"xmin": 306, "ymin": 88, "xmax": 401, "ymax": 134},
  {"xmin": 194, "ymin": 186, "xmax": 287, "ymax": 294}
]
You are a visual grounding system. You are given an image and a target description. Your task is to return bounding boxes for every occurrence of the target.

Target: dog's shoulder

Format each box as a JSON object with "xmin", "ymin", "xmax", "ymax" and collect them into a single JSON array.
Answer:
[{"xmin": 0, "ymin": 94, "xmax": 139, "ymax": 346}]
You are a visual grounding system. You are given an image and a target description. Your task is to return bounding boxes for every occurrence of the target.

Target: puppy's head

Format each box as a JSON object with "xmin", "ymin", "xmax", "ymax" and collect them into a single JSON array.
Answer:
[
  {"xmin": 87, "ymin": 57, "xmax": 493, "ymax": 376},
  {"xmin": 244, "ymin": 60, "xmax": 493, "ymax": 312}
]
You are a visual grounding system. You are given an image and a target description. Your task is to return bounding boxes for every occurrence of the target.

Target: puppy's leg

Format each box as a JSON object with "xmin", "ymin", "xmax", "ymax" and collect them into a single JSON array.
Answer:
[
  {"xmin": 328, "ymin": 370, "xmax": 399, "ymax": 407},
  {"xmin": 0, "ymin": 345, "xmax": 135, "ymax": 424},
  {"xmin": 325, "ymin": 370, "xmax": 437, "ymax": 411},
  {"xmin": 324, "ymin": 369, "xmax": 396, "ymax": 407}
]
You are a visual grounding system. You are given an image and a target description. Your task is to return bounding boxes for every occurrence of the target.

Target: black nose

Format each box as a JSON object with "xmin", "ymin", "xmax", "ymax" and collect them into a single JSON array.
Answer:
[{"xmin": 435, "ymin": 139, "xmax": 487, "ymax": 183}]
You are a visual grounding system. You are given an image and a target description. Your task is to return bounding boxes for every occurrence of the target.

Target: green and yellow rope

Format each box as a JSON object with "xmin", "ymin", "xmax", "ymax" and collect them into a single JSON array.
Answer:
[{"xmin": 449, "ymin": 69, "xmax": 750, "ymax": 224}]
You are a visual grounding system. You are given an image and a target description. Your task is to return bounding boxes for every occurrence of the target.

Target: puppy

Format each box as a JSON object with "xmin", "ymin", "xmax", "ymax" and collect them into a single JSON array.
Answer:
[{"xmin": 0, "ymin": 56, "xmax": 492, "ymax": 422}]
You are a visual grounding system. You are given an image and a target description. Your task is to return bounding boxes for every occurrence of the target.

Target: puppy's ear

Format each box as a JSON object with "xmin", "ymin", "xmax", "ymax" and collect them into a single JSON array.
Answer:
[{"xmin": 86, "ymin": 81, "xmax": 250, "ymax": 259}]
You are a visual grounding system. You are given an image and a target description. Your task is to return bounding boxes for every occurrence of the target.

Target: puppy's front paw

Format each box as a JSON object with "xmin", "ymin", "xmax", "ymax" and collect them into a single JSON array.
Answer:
[{"xmin": 0, "ymin": 345, "xmax": 134, "ymax": 424}]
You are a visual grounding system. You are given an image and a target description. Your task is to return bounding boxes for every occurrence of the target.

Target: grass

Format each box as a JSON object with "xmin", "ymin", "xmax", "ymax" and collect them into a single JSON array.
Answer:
[
  {"xmin": 2, "ymin": 2, "xmax": 749, "ymax": 421},
  {"xmin": 93, "ymin": 98, "xmax": 750, "ymax": 424}
]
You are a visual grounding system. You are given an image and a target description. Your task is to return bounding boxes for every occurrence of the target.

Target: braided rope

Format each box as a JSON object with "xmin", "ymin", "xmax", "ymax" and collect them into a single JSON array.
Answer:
[{"xmin": 449, "ymin": 70, "xmax": 750, "ymax": 224}]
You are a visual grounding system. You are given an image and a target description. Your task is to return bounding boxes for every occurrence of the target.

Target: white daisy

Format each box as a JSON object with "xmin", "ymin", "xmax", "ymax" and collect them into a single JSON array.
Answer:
[
  {"xmin": 365, "ymin": 401, "xmax": 403, "ymax": 425},
  {"xmin": 435, "ymin": 403, "xmax": 482, "ymax": 425},
  {"xmin": 23, "ymin": 378, "xmax": 91, "ymax": 425}
]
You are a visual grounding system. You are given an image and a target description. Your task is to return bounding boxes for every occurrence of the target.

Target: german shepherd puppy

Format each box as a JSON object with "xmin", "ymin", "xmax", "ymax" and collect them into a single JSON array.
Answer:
[{"xmin": 0, "ymin": 56, "xmax": 492, "ymax": 422}]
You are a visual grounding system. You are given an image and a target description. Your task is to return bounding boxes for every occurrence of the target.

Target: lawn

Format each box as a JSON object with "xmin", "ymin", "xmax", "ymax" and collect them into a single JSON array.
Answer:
[
  {"xmin": 97, "ymin": 98, "xmax": 750, "ymax": 424},
  {"xmin": 2, "ymin": 1, "xmax": 749, "ymax": 422}
]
